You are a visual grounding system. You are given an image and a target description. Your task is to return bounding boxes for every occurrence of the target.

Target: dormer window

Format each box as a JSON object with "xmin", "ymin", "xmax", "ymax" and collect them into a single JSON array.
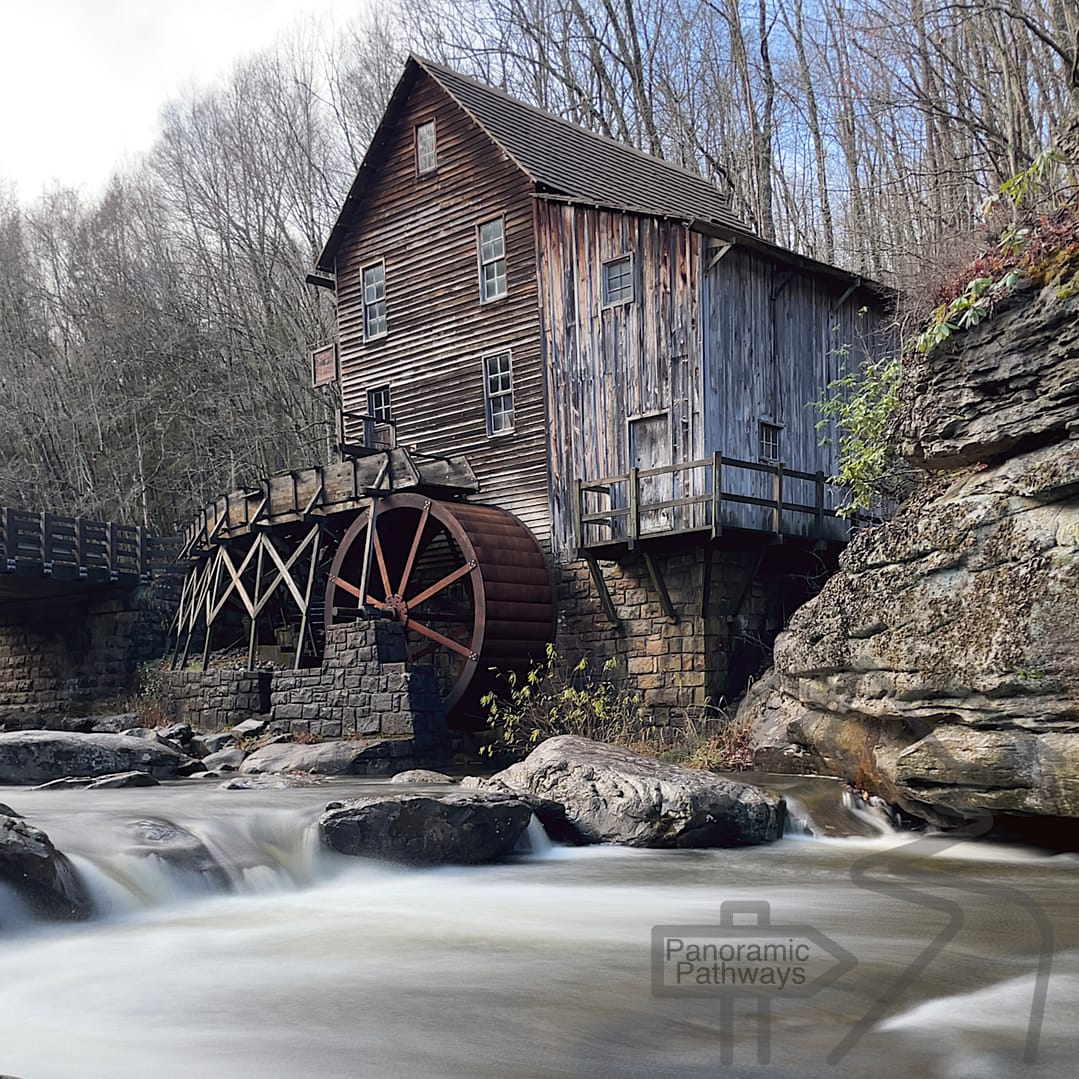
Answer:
[
  {"xmin": 416, "ymin": 121, "xmax": 437, "ymax": 174},
  {"xmin": 602, "ymin": 254, "xmax": 634, "ymax": 305},
  {"xmin": 478, "ymin": 219, "xmax": 507, "ymax": 302}
]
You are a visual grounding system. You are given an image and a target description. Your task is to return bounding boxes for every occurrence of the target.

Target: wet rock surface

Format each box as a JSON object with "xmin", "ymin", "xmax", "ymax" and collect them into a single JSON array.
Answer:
[
  {"xmin": 320, "ymin": 791, "xmax": 533, "ymax": 865},
  {"xmin": 0, "ymin": 813, "xmax": 92, "ymax": 921},
  {"xmin": 31, "ymin": 771, "xmax": 161, "ymax": 791},
  {"xmin": 240, "ymin": 738, "xmax": 414, "ymax": 776},
  {"xmin": 389, "ymin": 769, "xmax": 455, "ymax": 784},
  {"xmin": 0, "ymin": 731, "xmax": 183, "ymax": 785},
  {"xmin": 741, "ymin": 283, "xmax": 1079, "ymax": 828},
  {"xmin": 481, "ymin": 735, "xmax": 786, "ymax": 848}
]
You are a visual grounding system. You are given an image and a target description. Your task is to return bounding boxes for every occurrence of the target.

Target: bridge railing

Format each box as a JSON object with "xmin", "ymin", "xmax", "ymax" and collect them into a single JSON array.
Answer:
[{"xmin": 0, "ymin": 508, "xmax": 179, "ymax": 583}]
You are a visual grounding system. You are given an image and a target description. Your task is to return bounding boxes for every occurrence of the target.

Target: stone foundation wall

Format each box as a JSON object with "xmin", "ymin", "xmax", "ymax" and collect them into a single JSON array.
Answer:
[
  {"xmin": 554, "ymin": 543, "xmax": 832, "ymax": 723},
  {"xmin": 270, "ymin": 621, "xmax": 448, "ymax": 755},
  {"xmin": 157, "ymin": 669, "xmax": 271, "ymax": 731},
  {"xmin": 0, "ymin": 581, "xmax": 176, "ymax": 728},
  {"xmin": 157, "ymin": 621, "xmax": 450, "ymax": 757}
]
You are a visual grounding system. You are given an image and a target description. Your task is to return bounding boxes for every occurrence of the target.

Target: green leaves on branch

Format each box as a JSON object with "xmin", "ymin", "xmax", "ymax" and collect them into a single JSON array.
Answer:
[
  {"xmin": 479, "ymin": 644, "xmax": 645, "ymax": 757},
  {"xmin": 813, "ymin": 351, "xmax": 903, "ymax": 516},
  {"xmin": 912, "ymin": 270, "xmax": 1022, "ymax": 354}
]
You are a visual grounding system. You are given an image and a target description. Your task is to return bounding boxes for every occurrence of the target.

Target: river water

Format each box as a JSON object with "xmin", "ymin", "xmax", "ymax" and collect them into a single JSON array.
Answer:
[{"xmin": 1, "ymin": 776, "xmax": 1077, "ymax": 1079}]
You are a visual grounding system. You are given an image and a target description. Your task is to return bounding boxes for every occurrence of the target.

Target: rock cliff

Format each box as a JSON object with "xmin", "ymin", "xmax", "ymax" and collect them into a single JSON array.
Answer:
[{"xmin": 740, "ymin": 278, "xmax": 1079, "ymax": 829}]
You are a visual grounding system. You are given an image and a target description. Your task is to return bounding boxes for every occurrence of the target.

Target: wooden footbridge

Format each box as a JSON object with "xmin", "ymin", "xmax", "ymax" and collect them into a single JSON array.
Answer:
[{"xmin": 0, "ymin": 507, "xmax": 178, "ymax": 601}]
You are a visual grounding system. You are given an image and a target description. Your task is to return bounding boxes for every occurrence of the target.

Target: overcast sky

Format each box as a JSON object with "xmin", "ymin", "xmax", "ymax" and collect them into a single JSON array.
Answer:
[{"xmin": 1, "ymin": 0, "xmax": 365, "ymax": 201}]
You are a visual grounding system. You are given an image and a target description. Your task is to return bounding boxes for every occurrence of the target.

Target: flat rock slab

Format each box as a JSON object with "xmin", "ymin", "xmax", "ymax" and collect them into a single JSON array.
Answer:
[
  {"xmin": 486, "ymin": 735, "xmax": 786, "ymax": 848},
  {"xmin": 0, "ymin": 731, "xmax": 182, "ymax": 785},
  {"xmin": 320, "ymin": 792, "xmax": 533, "ymax": 866},
  {"xmin": 220, "ymin": 774, "xmax": 322, "ymax": 790},
  {"xmin": 240, "ymin": 739, "xmax": 412, "ymax": 776},
  {"xmin": 32, "ymin": 771, "xmax": 160, "ymax": 791}
]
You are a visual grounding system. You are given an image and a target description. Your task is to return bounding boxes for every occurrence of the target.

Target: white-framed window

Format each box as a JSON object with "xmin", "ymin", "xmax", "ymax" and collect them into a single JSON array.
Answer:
[
  {"xmin": 478, "ymin": 218, "xmax": 507, "ymax": 302},
  {"xmin": 416, "ymin": 121, "xmax": 437, "ymax": 174},
  {"xmin": 759, "ymin": 421, "xmax": 782, "ymax": 462},
  {"xmin": 362, "ymin": 262, "xmax": 387, "ymax": 339},
  {"xmin": 602, "ymin": 254, "xmax": 634, "ymax": 305},
  {"xmin": 483, "ymin": 351, "xmax": 514, "ymax": 436},
  {"xmin": 367, "ymin": 385, "xmax": 392, "ymax": 421}
]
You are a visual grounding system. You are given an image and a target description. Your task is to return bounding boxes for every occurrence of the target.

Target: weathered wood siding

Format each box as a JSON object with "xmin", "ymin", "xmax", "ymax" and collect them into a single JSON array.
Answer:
[
  {"xmin": 333, "ymin": 73, "xmax": 550, "ymax": 539},
  {"xmin": 535, "ymin": 202, "xmax": 703, "ymax": 558},
  {"xmin": 702, "ymin": 247, "xmax": 880, "ymax": 536}
]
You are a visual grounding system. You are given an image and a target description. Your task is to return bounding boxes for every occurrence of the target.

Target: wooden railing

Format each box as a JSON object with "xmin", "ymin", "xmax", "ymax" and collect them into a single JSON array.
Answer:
[
  {"xmin": 0, "ymin": 507, "xmax": 178, "ymax": 583},
  {"xmin": 573, "ymin": 453, "xmax": 869, "ymax": 550},
  {"xmin": 338, "ymin": 410, "xmax": 398, "ymax": 457}
]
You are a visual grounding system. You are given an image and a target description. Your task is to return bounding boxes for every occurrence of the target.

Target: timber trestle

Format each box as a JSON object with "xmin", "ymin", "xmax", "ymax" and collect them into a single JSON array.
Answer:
[{"xmin": 171, "ymin": 448, "xmax": 555, "ymax": 720}]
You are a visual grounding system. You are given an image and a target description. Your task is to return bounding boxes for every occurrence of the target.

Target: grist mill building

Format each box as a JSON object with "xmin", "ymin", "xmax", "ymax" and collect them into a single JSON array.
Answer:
[{"xmin": 169, "ymin": 55, "xmax": 890, "ymax": 736}]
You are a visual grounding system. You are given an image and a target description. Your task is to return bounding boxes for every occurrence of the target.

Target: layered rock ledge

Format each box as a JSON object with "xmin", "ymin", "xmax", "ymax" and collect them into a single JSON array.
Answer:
[{"xmin": 740, "ymin": 283, "xmax": 1079, "ymax": 828}]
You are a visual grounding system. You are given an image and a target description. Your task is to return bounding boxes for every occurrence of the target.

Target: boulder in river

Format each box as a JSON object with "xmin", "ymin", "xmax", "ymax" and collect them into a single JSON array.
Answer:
[
  {"xmin": 320, "ymin": 792, "xmax": 533, "ymax": 865},
  {"xmin": 240, "ymin": 738, "xmax": 412, "ymax": 776},
  {"xmin": 202, "ymin": 748, "xmax": 247, "ymax": 773},
  {"xmin": 389, "ymin": 769, "xmax": 455, "ymax": 784},
  {"xmin": 31, "ymin": 771, "xmax": 160, "ymax": 791},
  {"xmin": 86, "ymin": 714, "xmax": 144, "ymax": 735},
  {"xmin": 0, "ymin": 813, "xmax": 91, "ymax": 920},
  {"xmin": 123, "ymin": 818, "xmax": 230, "ymax": 890},
  {"xmin": 482, "ymin": 735, "xmax": 786, "ymax": 848},
  {"xmin": 0, "ymin": 731, "xmax": 182, "ymax": 785}
]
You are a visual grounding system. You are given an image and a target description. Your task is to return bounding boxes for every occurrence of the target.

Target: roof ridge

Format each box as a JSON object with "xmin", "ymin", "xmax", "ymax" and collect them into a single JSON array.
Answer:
[{"xmin": 409, "ymin": 53, "xmax": 736, "ymax": 210}]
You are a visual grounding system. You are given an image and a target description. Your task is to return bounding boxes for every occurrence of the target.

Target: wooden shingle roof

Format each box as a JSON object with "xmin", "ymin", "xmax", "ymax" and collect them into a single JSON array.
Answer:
[
  {"xmin": 415, "ymin": 57, "xmax": 747, "ymax": 232},
  {"xmin": 315, "ymin": 54, "xmax": 749, "ymax": 273}
]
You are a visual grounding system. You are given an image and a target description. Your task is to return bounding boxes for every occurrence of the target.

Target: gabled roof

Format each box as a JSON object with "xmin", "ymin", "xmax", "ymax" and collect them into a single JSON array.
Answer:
[{"xmin": 314, "ymin": 54, "xmax": 749, "ymax": 273}]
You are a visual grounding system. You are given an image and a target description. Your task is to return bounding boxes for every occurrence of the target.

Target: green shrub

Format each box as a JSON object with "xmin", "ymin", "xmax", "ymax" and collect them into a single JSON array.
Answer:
[{"xmin": 479, "ymin": 644, "xmax": 647, "ymax": 756}]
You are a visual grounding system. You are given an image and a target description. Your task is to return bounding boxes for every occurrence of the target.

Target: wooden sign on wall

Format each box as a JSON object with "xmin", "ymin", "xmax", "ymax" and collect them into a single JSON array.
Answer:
[{"xmin": 310, "ymin": 343, "xmax": 337, "ymax": 387}]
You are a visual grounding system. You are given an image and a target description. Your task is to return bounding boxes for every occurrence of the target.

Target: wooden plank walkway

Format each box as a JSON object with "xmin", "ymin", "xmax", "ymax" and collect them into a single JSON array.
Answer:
[{"xmin": 0, "ymin": 507, "xmax": 178, "ymax": 589}]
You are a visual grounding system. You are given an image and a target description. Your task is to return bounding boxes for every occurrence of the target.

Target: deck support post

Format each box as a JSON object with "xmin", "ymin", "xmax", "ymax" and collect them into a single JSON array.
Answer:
[
  {"xmin": 642, "ymin": 549, "xmax": 678, "ymax": 624},
  {"xmin": 582, "ymin": 551, "xmax": 621, "ymax": 628}
]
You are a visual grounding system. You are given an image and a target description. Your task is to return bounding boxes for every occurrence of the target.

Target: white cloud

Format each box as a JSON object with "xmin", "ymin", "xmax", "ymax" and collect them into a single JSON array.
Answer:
[{"xmin": 0, "ymin": 0, "xmax": 366, "ymax": 200}]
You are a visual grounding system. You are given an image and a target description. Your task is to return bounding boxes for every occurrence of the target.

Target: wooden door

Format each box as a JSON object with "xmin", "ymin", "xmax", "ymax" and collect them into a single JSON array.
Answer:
[{"xmin": 629, "ymin": 412, "xmax": 672, "ymax": 535}]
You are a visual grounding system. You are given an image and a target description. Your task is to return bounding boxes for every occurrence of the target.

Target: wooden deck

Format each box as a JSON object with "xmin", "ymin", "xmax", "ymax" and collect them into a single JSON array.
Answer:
[
  {"xmin": 574, "ymin": 454, "xmax": 866, "ymax": 553},
  {"xmin": 0, "ymin": 507, "xmax": 178, "ymax": 596}
]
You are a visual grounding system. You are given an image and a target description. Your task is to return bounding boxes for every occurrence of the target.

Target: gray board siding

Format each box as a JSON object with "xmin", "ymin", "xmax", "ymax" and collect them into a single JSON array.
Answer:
[{"xmin": 702, "ymin": 247, "xmax": 876, "ymax": 537}]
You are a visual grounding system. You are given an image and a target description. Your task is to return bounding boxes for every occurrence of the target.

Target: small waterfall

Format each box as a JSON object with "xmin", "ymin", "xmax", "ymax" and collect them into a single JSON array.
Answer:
[{"xmin": 516, "ymin": 813, "xmax": 554, "ymax": 856}]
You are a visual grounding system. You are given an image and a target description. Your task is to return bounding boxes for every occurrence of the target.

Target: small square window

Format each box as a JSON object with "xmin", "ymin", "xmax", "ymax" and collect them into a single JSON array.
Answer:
[
  {"xmin": 478, "ymin": 219, "xmax": 507, "ymax": 302},
  {"xmin": 362, "ymin": 262, "xmax": 386, "ymax": 339},
  {"xmin": 759, "ymin": 421, "xmax": 782, "ymax": 462},
  {"xmin": 416, "ymin": 121, "xmax": 437, "ymax": 174},
  {"xmin": 483, "ymin": 351, "xmax": 514, "ymax": 436},
  {"xmin": 602, "ymin": 255, "xmax": 634, "ymax": 305},
  {"xmin": 367, "ymin": 385, "xmax": 391, "ymax": 421}
]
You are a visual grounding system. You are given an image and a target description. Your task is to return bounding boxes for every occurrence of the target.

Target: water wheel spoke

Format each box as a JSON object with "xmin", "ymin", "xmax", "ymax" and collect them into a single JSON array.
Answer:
[
  {"xmin": 407, "ymin": 562, "xmax": 474, "ymax": 611},
  {"xmin": 408, "ymin": 642, "xmax": 441, "ymax": 661},
  {"xmin": 333, "ymin": 577, "xmax": 364, "ymax": 601},
  {"xmin": 372, "ymin": 528, "xmax": 392, "ymax": 596},
  {"xmin": 407, "ymin": 617, "xmax": 473, "ymax": 659},
  {"xmin": 397, "ymin": 501, "xmax": 431, "ymax": 597}
]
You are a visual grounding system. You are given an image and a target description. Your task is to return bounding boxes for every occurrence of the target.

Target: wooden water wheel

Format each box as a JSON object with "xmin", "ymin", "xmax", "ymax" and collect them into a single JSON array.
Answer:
[{"xmin": 324, "ymin": 494, "xmax": 553, "ymax": 715}]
